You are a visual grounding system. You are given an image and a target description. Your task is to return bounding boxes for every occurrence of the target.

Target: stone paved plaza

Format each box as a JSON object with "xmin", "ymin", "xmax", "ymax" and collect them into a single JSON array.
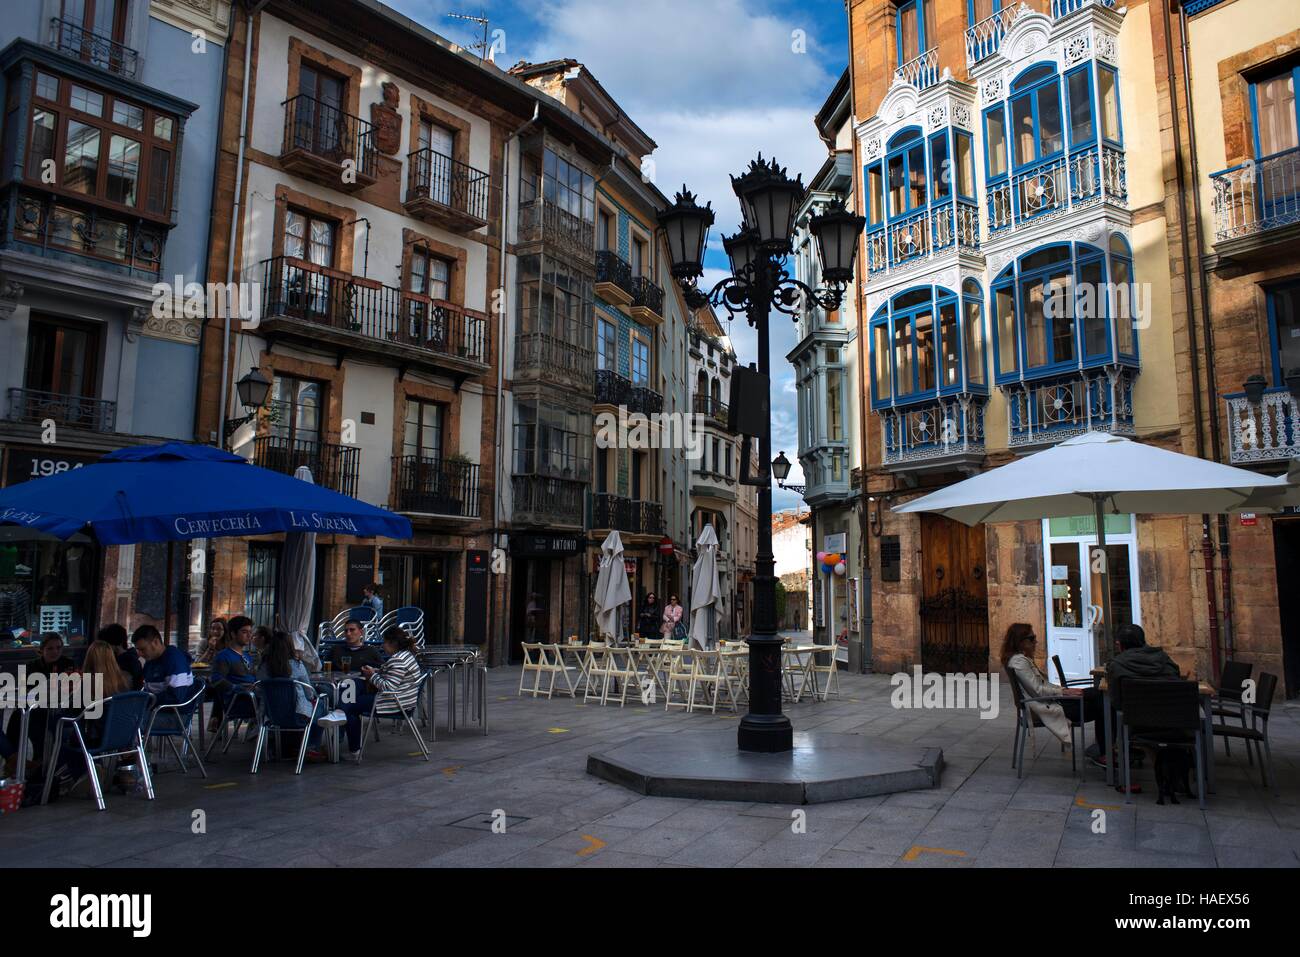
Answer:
[{"xmin": 3, "ymin": 667, "xmax": 1300, "ymax": 868}]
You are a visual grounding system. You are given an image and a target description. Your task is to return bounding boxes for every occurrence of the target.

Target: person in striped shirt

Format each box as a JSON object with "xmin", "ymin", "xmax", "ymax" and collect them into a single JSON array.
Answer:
[
  {"xmin": 134, "ymin": 625, "xmax": 194, "ymax": 705},
  {"xmin": 340, "ymin": 626, "xmax": 421, "ymax": 757}
]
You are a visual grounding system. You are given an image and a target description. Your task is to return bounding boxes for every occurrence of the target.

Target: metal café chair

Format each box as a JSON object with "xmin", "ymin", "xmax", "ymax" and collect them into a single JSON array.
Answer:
[
  {"xmin": 357, "ymin": 670, "xmax": 432, "ymax": 764},
  {"xmin": 144, "ymin": 678, "xmax": 208, "ymax": 778},
  {"xmin": 1212, "ymin": 672, "xmax": 1279, "ymax": 793},
  {"xmin": 204, "ymin": 684, "xmax": 259, "ymax": 759},
  {"xmin": 252, "ymin": 678, "xmax": 329, "ymax": 775},
  {"xmin": 1005, "ymin": 666, "xmax": 1088, "ymax": 778},
  {"xmin": 1119, "ymin": 678, "xmax": 1208, "ymax": 808},
  {"xmin": 42, "ymin": 691, "xmax": 157, "ymax": 811},
  {"xmin": 318, "ymin": 606, "xmax": 378, "ymax": 644}
]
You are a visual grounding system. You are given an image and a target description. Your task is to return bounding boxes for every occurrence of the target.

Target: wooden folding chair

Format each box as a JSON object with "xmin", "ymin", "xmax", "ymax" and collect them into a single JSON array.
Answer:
[
  {"xmin": 518, "ymin": 643, "xmax": 546, "ymax": 697},
  {"xmin": 807, "ymin": 643, "xmax": 841, "ymax": 701},
  {"xmin": 583, "ymin": 643, "xmax": 611, "ymax": 704},
  {"xmin": 541, "ymin": 644, "xmax": 578, "ymax": 697},
  {"xmin": 690, "ymin": 650, "xmax": 725, "ymax": 714},
  {"xmin": 664, "ymin": 648, "xmax": 695, "ymax": 712}
]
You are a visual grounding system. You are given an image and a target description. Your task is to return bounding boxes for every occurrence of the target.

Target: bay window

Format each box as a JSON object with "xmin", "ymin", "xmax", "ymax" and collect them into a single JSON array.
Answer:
[
  {"xmin": 869, "ymin": 283, "xmax": 988, "ymax": 409},
  {"xmin": 1011, "ymin": 64, "xmax": 1064, "ymax": 170}
]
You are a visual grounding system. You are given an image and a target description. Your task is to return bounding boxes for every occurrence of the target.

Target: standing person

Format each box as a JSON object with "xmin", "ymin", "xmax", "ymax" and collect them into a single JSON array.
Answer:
[
  {"xmin": 361, "ymin": 583, "xmax": 384, "ymax": 621},
  {"xmin": 339, "ymin": 627, "xmax": 421, "ymax": 758},
  {"xmin": 636, "ymin": 592, "xmax": 661, "ymax": 642},
  {"xmin": 99, "ymin": 623, "xmax": 143, "ymax": 690},
  {"xmin": 661, "ymin": 595, "xmax": 684, "ymax": 641},
  {"xmin": 133, "ymin": 625, "xmax": 195, "ymax": 706}
]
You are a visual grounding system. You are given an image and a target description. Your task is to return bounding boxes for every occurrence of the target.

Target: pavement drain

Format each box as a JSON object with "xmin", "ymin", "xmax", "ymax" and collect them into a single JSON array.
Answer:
[{"xmin": 448, "ymin": 812, "xmax": 531, "ymax": 831}]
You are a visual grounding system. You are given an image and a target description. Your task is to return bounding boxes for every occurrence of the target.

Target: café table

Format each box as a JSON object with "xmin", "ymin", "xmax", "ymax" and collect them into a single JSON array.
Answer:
[
  {"xmin": 309, "ymin": 671, "xmax": 363, "ymax": 763},
  {"xmin": 1093, "ymin": 669, "xmax": 1215, "ymax": 792},
  {"xmin": 781, "ymin": 645, "xmax": 820, "ymax": 703}
]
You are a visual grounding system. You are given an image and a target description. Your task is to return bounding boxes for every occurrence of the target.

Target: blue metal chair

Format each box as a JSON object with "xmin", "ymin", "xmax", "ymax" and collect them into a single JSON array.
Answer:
[
  {"xmin": 144, "ymin": 678, "xmax": 208, "ymax": 778},
  {"xmin": 42, "ymin": 691, "xmax": 156, "ymax": 811},
  {"xmin": 376, "ymin": 606, "xmax": 425, "ymax": 648},
  {"xmin": 317, "ymin": 606, "xmax": 378, "ymax": 644},
  {"xmin": 204, "ymin": 684, "xmax": 259, "ymax": 759},
  {"xmin": 252, "ymin": 678, "xmax": 328, "ymax": 774}
]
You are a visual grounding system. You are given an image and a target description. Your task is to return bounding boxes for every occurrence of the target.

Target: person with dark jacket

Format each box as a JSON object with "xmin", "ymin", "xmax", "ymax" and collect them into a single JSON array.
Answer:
[
  {"xmin": 1106, "ymin": 623, "xmax": 1181, "ymax": 711},
  {"xmin": 326, "ymin": 619, "xmax": 381, "ymax": 672},
  {"xmin": 636, "ymin": 593, "xmax": 661, "ymax": 642},
  {"xmin": 98, "ymin": 623, "xmax": 143, "ymax": 690}
]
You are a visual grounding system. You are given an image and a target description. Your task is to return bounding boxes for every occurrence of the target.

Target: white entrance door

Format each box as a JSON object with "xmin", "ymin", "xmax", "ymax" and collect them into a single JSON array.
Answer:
[{"xmin": 1042, "ymin": 516, "xmax": 1141, "ymax": 684}]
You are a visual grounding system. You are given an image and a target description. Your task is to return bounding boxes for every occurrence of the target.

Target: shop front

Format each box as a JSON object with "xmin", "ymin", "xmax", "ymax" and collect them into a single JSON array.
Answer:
[{"xmin": 509, "ymin": 532, "xmax": 584, "ymax": 663}]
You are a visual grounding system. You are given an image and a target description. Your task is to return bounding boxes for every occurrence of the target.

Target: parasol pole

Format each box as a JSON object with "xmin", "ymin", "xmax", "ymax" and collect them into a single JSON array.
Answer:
[{"xmin": 1092, "ymin": 494, "xmax": 1115, "ymax": 666}]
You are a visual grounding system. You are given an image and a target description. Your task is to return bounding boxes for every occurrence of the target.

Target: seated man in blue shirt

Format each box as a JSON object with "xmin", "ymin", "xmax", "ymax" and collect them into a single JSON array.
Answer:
[{"xmin": 133, "ymin": 625, "xmax": 195, "ymax": 706}]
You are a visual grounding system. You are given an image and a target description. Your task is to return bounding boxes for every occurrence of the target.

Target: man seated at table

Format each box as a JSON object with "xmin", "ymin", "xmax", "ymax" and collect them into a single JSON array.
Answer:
[
  {"xmin": 1106, "ymin": 623, "xmax": 1181, "ymax": 712},
  {"xmin": 327, "ymin": 619, "xmax": 382, "ymax": 672},
  {"xmin": 100, "ymin": 623, "xmax": 143, "ymax": 690},
  {"xmin": 211, "ymin": 615, "xmax": 258, "ymax": 701},
  {"xmin": 133, "ymin": 625, "xmax": 195, "ymax": 706}
]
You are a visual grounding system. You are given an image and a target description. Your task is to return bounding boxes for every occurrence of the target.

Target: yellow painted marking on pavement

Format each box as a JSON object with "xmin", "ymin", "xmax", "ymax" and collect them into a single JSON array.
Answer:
[
  {"xmin": 203, "ymin": 782, "xmax": 238, "ymax": 790},
  {"xmin": 441, "ymin": 765, "xmax": 461, "ymax": 777},
  {"xmin": 901, "ymin": 845, "xmax": 966, "ymax": 862},
  {"xmin": 496, "ymin": 696, "xmax": 511, "ymax": 701},
  {"xmin": 547, "ymin": 727, "xmax": 570, "ymax": 734},
  {"xmin": 576, "ymin": 834, "xmax": 606, "ymax": 857},
  {"xmin": 1074, "ymin": 795, "xmax": 1121, "ymax": 811},
  {"xmin": 408, "ymin": 751, "xmax": 427, "ymax": 757}
]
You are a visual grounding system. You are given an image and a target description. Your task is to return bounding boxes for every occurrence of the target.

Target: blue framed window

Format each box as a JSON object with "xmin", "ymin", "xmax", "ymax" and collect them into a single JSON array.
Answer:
[
  {"xmin": 1250, "ymin": 63, "xmax": 1300, "ymax": 159},
  {"xmin": 990, "ymin": 240, "xmax": 1141, "ymax": 385},
  {"xmin": 897, "ymin": 0, "xmax": 936, "ymax": 64},
  {"xmin": 968, "ymin": 0, "xmax": 1000, "ymax": 25},
  {"xmin": 869, "ymin": 284, "xmax": 988, "ymax": 408},
  {"xmin": 864, "ymin": 161, "xmax": 885, "ymax": 230},
  {"xmin": 1265, "ymin": 282, "xmax": 1300, "ymax": 385},
  {"xmin": 954, "ymin": 130, "xmax": 976, "ymax": 200},
  {"xmin": 1065, "ymin": 65, "xmax": 1095, "ymax": 149},
  {"xmin": 1010, "ymin": 63, "xmax": 1064, "ymax": 170},
  {"xmin": 929, "ymin": 131, "xmax": 950, "ymax": 203},
  {"xmin": 984, "ymin": 104, "xmax": 1009, "ymax": 182},
  {"xmin": 1097, "ymin": 65, "xmax": 1122, "ymax": 146},
  {"xmin": 886, "ymin": 127, "xmax": 927, "ymax": 220}
]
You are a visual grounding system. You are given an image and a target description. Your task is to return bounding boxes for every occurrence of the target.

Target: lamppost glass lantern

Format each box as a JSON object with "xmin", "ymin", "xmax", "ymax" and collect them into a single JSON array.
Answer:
[
  {"xmin": 237, "ymin": 367, "xmax": 271, "ymax": 412},
  {"xmin": 732, "ymin": 155, "xmax": 803, "ymax": 254},
  {"xmin": 810, "ymin": 202, "xmax": 867, "ymax": 284},
  {"xmin": 723, "ymin": 228, "xmax": 759, "ymax": 278},
  {"xmin": 658, "ymin": 186, "xmax": 715, "ymax": 280},
  {"xmin": 772, "ymin": 451, "xmax": 792, "ymax": 482}
]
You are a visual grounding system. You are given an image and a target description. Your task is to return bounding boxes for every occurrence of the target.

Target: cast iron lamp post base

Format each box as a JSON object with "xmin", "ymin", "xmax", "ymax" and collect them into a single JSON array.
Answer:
[{"xmin": 737, "ymin": 635, "xmax": 793, "ymax": 752}]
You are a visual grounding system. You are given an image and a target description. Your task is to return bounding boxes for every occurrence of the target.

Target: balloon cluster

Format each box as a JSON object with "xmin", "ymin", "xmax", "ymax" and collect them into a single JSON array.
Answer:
[{"xmin": 815, "ymin": 551, "xmax": 847, "ymax": 576}]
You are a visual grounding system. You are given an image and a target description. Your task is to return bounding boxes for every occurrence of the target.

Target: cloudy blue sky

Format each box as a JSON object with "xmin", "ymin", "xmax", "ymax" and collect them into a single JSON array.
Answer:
[{"xmin": 384, "ymin": 0, "xmax": 850, "ymax": 510}]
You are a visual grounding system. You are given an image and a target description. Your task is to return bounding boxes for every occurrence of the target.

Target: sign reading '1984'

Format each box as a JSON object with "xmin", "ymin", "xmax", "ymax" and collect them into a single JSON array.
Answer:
[{"xmin": 4, "ymin": 448, "xmax": 101, "ymax": 487}]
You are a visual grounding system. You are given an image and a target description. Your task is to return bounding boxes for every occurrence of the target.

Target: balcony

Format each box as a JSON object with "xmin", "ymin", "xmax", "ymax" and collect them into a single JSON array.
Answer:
[
  {"xmin": 1224, "ymin": 389, "xmax": 1299, "ymax": 466},
  {"xmin": 518, "ymin": 199, "xmax": 593, "ymax": 262},
  {"xmin": 987, "ymin": 146, "xmax": 1126, "ymax": 235},
  {"xmin": 48, "ymin": 17, "xmax": 138, "ymax": 78},
  {"xmin": 7, "ymin": 187, "xmax": 167, "ymax": 279},
  {"xmin": 248, "ymin": 435, "xmax": 359, "ymax": 497},
  {"xmin": 512, "ymin": 474, "xmax": 586, "ymax": 528},
  {"xmin": 965, "ymin": 7, "xmax": 1018, "ymax": 66},
  {"xmin": 403, "ymin": 148, "xmax": 490, "ymax": 232},
  {"xmin": 7, "ymin": 388, "xmax": 115, "ymax": 433},
  {"xmin": 1005, "ymin": 367, "xmax": 1135, "ymax": 448},
  {"xmin": 259, "ymin": 257, "xmax": 490, "ymax": 378},
  {"xmin": 895, "ymin": 48, "xmax": 938, "ymax": 91},
  {"xmin": 595, "ymin": 250, "xmax": 634, "ymax": 307},
  {"xmin": 693, "ymin": 393, "xmax": 729, "ymax": 427},
  {"xmin": 1210, "ymin": 148, "xmax": 1300, "ymax": 262},
  {"xmin": 595, "ymin": 369, "xmax": 663, "ymax": 415},
  {"xmin": 630, "ymin": 276, "xmax": 665, "ymax": 324},
  {"xmin": 865, "ymin": 200, "xmax": 979, "ymax": 278},
  {"xmin": 280, "ymin": 95, "xmax": 376, "ymax": 191},
  {"xmin": 880, "ymin": 396, "xmax": 986, "ymax": 470},
  {"xmin": 590, "ymin": 493, "xmax": 666, "ymax": 537},
  {"xmin": 394, "ymin": 455, "xmax": 482, "ymax": 517},
  {"xmin": 513, "ymin": 330, "xmax": 595, "ymax": 392}
]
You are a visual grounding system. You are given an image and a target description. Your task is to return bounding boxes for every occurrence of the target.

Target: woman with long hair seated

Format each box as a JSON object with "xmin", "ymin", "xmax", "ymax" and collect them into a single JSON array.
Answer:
[
  {"xmin": 48, "ymin": 639, "xmax": 132, "ymax": 798},
  {"xmin": 1000, "ymin": 623, "xmax": 1103, "ymax": 760},
  {"xmin": 339, "ymin": 627, "xmax": 422, "ymax": 759},
  {"xmin": 257, "ymin": 630, "xmax": 326, "ymax": 761}
]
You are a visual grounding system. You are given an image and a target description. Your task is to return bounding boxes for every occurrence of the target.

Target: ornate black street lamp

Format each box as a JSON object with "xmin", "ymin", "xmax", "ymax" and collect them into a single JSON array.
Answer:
[
  {"xmin": 224, "ymin": 366, "xmax": 271, "ymax": 440},
  {"xmin": 659, "ymin": 155, "xmax": 864, "ymax": 752},
  {"xmin": 772, "ymin": 451, "xmax": 806, "ymax": 495}
]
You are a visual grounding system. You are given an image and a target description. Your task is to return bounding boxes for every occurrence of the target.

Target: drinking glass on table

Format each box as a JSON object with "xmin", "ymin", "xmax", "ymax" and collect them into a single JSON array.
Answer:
[
  {"xmin": 323, "ymin": 660, "xmax": 332, "ymax": 675},
  {"xmin": 340, "ymin": 655, "xmax": 351, "ymax": 674}
]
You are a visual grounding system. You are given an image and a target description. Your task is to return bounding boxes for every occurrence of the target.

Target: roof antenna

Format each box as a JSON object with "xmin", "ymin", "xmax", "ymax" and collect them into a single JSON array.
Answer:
[{"xmin": 446, "ymin": 10, "xmax": 491, "ymax": 63}]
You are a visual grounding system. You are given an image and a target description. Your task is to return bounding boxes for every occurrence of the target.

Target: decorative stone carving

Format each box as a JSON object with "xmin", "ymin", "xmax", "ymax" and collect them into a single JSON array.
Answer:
[
  {"xmin": 953, "ymin": 104, "xmax": 972, "ymax": 129},
  {"xmin": 0, "ymin": 279, "xmax": 23, "ymax": 320},
  {"xmin": 143, "ymin": 313, "xmax": 203, "ymax": 344},
  {"xmin": 126, "ymin": 306, "xmax": 147, "ymax": 343},
  {"xmin": 1065, "ymin": 32, "xmax": 1090, "ymax": 64},
  {"xmin": 928, "ymin": 104, "xmax": 948, "ymax": 130},
  {"xmin": 982, "ymin": 75, "xmax": 1004, "ymax": 104},
  {"xmin": 371, "ymin": 82, "xmax": 402, "ymax": 155},
  {"xmin": 1097, "ymin": 32, "xmax": 1117, "ymax": 63},
  {"xmin": 864, "ymin": 136, "xmax": 882, "ymax": 160}
]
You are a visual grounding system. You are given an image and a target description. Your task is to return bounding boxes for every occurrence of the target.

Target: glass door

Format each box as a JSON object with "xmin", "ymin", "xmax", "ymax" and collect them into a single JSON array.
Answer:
[{"xmin": 1042, "ymin": 516, "xmax": 1141, "ymax": 683}]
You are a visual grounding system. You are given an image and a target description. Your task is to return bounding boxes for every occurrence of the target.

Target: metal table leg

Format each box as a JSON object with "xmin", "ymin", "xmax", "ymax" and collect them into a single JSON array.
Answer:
[
  {"xmin": 14, "ymin": 709, "xmax": 30, "ymax": 786},
  {"xmin": 1102, "ymin": 688, "xmax": 1113, "ymax": 787}
]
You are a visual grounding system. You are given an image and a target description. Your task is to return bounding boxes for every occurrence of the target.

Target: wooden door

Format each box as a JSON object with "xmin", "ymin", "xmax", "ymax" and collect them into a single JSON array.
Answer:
[{"xmin": 918, "ymin": 513, "xmax": 989, "ymax": 673}]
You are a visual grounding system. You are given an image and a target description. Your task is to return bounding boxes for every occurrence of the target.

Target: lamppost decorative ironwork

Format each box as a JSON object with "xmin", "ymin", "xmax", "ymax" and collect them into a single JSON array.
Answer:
[
  {"xmin": 658, "ymin": 155, "xmax": 864, "ymax": 753},
  {"xmin": 772, "ymin": 451, "xmax": 806, "ymax": 496}
]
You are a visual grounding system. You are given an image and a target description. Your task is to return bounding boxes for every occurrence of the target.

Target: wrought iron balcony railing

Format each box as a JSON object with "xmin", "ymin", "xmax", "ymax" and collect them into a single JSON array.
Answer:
[
  {"xmin": 986, "ymin": 145, "xmax": 1126, "ymax": 235},
  {"xmin": 249, "ymin": 434, "xmax": 359, "ymax": 497},
  {"xmin": 881, "ymin": 396, "xmax": 986, "ymax": 466},
  {"xmin": 692, "ymin": 393, "xmax": 729, "ymax": 425},
  {"xmin": 628, "ymin": 384, "xmax": 664, "ymax": 415},
  {"xmin": 7, "ymin": 388, "xmax": 116, "ymax": 432},
  {"xmin": 865, "ymin": 200, "xmax": 979, "ymax": 278},
  {"xmin": 965, "ymin": 6, "xmax": 1019, "ymax": 66},
  {"xmin": 1210, "ymin": 147, "xmax": 1300, "ymax": 245},
  {"xmin": 895, "ymin": 48, "xmax": 938, "ymax": 91},
  {"xmin": 518, "ymin": 199, "xmax": 594, "ymax": 259},
  {"xmin": 512, "ymin": 330, "xmax": 595, "ymax": 389},
  {"xmin": 512, "ymin": 474, "xmax": 586, "ymax": 527},
  {"xmin": 1005, "ymin": 367, "xmax": 1135, "ymax": 448},
  {"xmin": 630, "ymin": 276, "xmax": 664, "ymax": 316},
  {"xmin": 1224, "ymin": 388, "xmax": 1300, "ymax": 465},
  {"xmin": 405, "ymin": 148, "xmax": 491, "ymax": 225},
  {"xmin": 1052, "ymin": 0, "xmax": 1115, "ymax": 17},
  {"xmin": 8, "ymin": 187, "xmax": 166, "ymax": 278},
  {"xmin": 590, "ymin": 493, "xmax": 666, "ymax": 536},
  {"xmin": 49, "ymin": 17, "xmax": 138, "ymax": 78},
  {"xmin": 595, "ymin": 250, "xmax": 634, "ymax": 295},
  {"xmin": 281, "ymin": 94, "xmax": 376, "ymax": 181},
  {"xmin": 595, "ymin": 369, "xmax": 662, "ymax": 414},
  {"xmin": 260, "ymin": 257, "xmax": 490, "ymax": 366},
  {"xmin": 395, "ymin": 455, "xmax": 481, "ymax": 517}
]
